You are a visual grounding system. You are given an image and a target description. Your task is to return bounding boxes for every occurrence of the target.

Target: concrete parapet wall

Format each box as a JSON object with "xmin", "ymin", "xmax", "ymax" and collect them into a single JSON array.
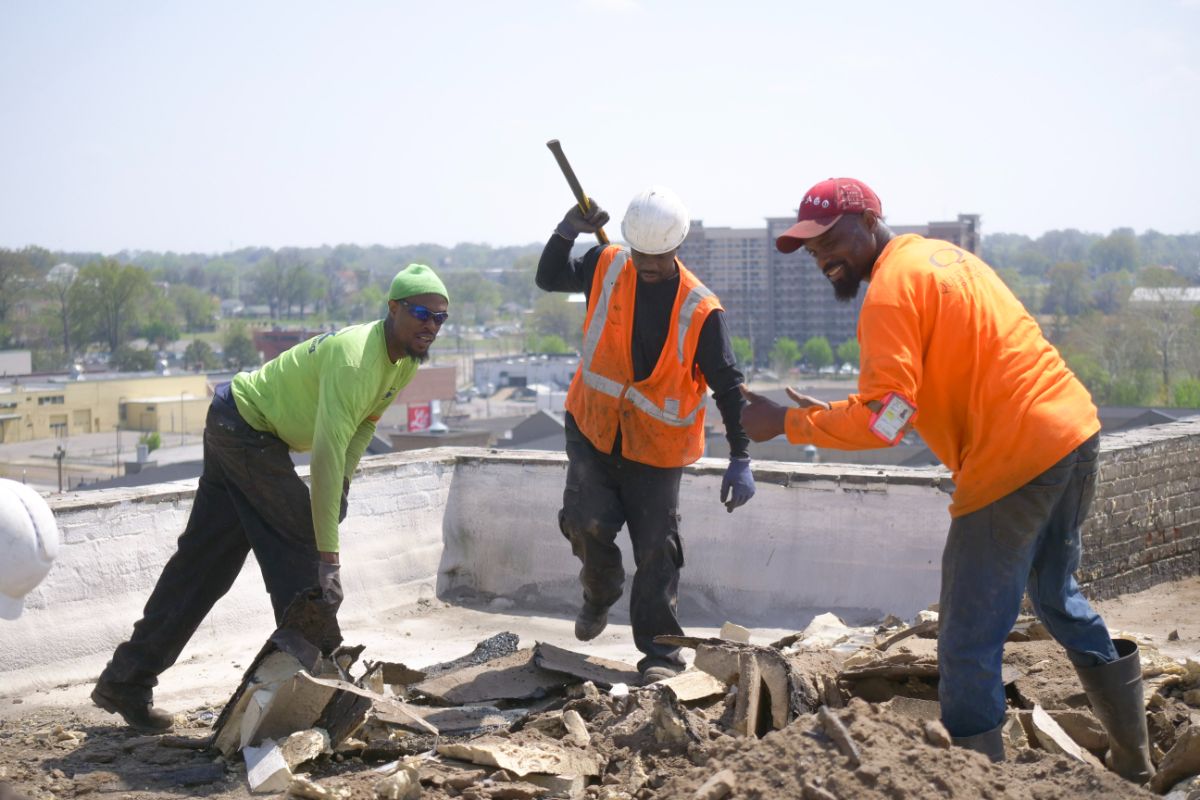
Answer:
[
  {"xmin": 3, "ymin": 452, "xmax": 457, "ymax": 696},
  {"xmin": 438, "ymin": 452, "xmax": 952, "ymax": 628},
  {"xmin": 3, "ymin": 421, "xmax": 1199, "ymax": 695}
]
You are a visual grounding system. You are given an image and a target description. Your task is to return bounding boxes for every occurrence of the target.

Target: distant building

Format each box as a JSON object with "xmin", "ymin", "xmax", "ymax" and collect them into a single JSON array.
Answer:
[
  {"xmin": 1129, "ymin": 287, "xmax": 1200, "ymax": 305},
  {"xmin": 679, "ymin": 212, "xmax": 981, "ymax": 361},
  {"xmin": 0, "ymin": 372, "xmax": 209, "ymax": 444},
  {"xmin": 473, "ymin": 354, "xmax": 579, "ymax": 394},
  {"xmin": 0, "ymin": 350, "xmax": 33, "ymax": 377},
  {"xmin": 253, "ymin": 329, "xmax": 328, "ymax": 361}
]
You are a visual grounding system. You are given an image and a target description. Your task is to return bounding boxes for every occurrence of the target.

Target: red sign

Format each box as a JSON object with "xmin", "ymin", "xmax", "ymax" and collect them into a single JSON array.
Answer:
[{"xmin": 407, "ymin": 403, "xmax": 431, "ymax": 432}]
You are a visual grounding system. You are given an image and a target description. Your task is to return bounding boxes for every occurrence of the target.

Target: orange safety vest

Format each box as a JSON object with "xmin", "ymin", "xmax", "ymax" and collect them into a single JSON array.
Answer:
[{"xmin": 565, "ymin": 245, "xmax": 722, "ymax": 468}]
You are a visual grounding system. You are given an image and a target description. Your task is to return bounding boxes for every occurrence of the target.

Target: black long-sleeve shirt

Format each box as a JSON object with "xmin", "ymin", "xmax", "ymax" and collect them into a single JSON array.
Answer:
[{"xmin": 536, "ymin": 235, "xmax": 750, "ymax": 459}]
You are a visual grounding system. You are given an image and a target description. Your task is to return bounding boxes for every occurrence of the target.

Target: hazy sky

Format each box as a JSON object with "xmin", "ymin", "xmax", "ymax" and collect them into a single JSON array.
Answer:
[{"xmin": 2, "ymin": 1, "xmax": 1198, "ymax": 254}]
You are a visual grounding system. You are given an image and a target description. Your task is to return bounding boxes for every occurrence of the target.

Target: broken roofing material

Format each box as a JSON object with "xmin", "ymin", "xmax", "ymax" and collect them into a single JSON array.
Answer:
[{"xmin": 187, "ymin": 607, "xmax": 1200, "ymax": 798}]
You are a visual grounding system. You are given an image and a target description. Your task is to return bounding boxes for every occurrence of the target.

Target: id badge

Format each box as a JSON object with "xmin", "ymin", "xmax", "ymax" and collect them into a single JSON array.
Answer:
[{"xmin": 868, "ymin": 392, "xmax": 916, "ymax": 445}]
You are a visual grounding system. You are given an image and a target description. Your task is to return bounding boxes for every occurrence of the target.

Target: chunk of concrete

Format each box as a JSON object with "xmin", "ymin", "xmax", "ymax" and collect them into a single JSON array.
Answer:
[
  {"xmin": 922, "ymin": 720, "xmax": 951, "ymax": 749},
  {"xmin": 1151, "ymin": 725, "xmax": 1200, "ymax": 795},
  {"xmin": 280, "ymin": 728, "xmax": 330, "ymax": 769},
  {"xmin": 694, "ymin": 643, "xmax": 741, "ymax": 684},
  {"xmin": 1004, "ymin": 713, "xmax": 1029, "ymax": 750},
  {"xmin": 1028, "ymin": 705, "xmax": 1104, "ymax": 769},
  {"xmin": 523, "ymin": 772, "xmax": 586, "ymax": 798},
  {"xmin": 1045, "ymin": 708, "xmax": 1106, "ymax": 754},
  {"xmin": 373, "ymin": 762, "xmax": 420, "ymax": 800},
  {"xmin": 437, "ymin": 736, "xmax": 602, "ymax": 777},
  {"xmin": 379, "ymin": 704, "xmax": 521, "ymax": 736},
  {"xmin": 883, "ymin": 696, "xmax": 940, "ymax": 721},
  {"xmin": 660, "ymin": 669, "xmax": 727, "ymax": 703},
  {"xmin": 718, "ymin": 622, "xmax": 751, "ymax": 644},
  {"xmin": 652, "ymin": 691, "xmax": 707, "ymax": 746},
  {"xmin": 414, "ymin": 649, "xmax": 572, "ymax": 705},
  {"xmin": 244, "ymin": 739, "xmax": 293, "ymax": 794},
  {"xmin": 288, "ymin": 775, "xmax": 334, "ymax": 800},
  {"xmin": 733, "ymin": 650, "xmax": 762, "ymax": 737},
  {"xmin": 817, "ymin": 707, "xmax": 861, "ymax": 767},
  {"xmin": 562, "ymin": 709, "xmax": 590, "ymax": 748},
  {"xmin": 692, "ymin": 768, "xmax": 736, "ymax": 800},
  {"xmin": 532, "ymin": 642, "xmax": 640, "ymax": 689}
]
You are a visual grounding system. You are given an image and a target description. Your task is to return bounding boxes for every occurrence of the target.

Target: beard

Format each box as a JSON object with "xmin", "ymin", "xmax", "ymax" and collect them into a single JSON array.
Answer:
[
  {"xmin": 832, "ymin": 274, "xmax": 863, "ymax": 303},
  {"xmin": 405, "ymin": 345, "xmax": 430, "ymax": 364}
]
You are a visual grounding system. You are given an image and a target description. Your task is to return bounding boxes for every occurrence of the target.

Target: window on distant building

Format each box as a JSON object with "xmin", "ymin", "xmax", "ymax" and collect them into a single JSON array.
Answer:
[{"xmin": 38, "ymin": 395, "xmax": 65, "ymax": 406}]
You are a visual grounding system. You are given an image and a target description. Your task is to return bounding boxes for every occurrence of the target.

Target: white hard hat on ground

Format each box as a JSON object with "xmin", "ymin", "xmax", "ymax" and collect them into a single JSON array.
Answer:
[
  {"xmin": 621, "ymin": 185, "xmax": 691, "ymax": 255},
  {"xmin": 0, "ymin": 479, "xmax": 59, "ymax": 620}
]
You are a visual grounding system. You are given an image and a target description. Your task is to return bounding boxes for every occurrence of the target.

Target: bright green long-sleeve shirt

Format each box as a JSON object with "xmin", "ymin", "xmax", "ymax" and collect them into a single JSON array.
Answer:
[{"xmin": 231, "ymin": 320, "xmax": 417, "ymax": 552}]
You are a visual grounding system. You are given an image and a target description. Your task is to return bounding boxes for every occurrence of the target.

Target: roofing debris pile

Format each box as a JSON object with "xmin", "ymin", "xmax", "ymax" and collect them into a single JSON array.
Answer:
[
  {"xmin": 6, "ymin": 607, "xmax": 1199, "ymax": 799},
  {"xmin": 190, "ymin": 607, "xmax": 1200, "ymax": 799}
]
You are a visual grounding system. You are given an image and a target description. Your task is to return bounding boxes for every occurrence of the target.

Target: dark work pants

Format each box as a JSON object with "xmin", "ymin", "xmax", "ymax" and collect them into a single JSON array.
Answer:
[
  {"xmin": 558, "ymin": 421, "xmax": 686, "ymax": 673},
  {"xmin": 938, "ymin": 433, "xmax": 1117, "ymax": 737},
  {"xmin": 102, "ymin": 384, "xmax": 320, "ymax": 690}
]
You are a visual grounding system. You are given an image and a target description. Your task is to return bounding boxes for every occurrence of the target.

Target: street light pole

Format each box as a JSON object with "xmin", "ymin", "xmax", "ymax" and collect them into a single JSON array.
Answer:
[{"xmin": 54, "ymin": 444, "xmax": 66, "ymax": 493}]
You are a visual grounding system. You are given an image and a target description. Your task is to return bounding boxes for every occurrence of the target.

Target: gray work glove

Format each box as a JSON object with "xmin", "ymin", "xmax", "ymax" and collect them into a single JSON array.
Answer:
[
  {"xmin": 317, "ymin": 561, "xmax": 343, "ymax": 608},
  {"xmin": 555, "ymin": 202, "xmax": 609, "ymax": 241},
  {"xmin": 339, "ymin": 478, "xmax": 349, "ymax": 523}
]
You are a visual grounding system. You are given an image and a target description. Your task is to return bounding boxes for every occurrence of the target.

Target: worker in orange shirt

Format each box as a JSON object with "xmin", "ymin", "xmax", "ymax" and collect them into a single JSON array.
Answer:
[{"xmin": 740, "ymin": 177, "xmax": 1153, "ymax": 782}]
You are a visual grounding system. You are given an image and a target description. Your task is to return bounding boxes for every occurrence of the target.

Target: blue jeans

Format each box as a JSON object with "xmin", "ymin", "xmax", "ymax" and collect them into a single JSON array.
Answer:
[{"xmin": 937, "ymin": 433, "xmax": 1117, "ymax": 737}]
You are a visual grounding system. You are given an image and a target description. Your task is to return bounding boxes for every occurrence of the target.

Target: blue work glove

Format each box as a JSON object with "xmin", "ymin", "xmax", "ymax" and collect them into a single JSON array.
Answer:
[
  {"xmin": 720, "ymin": 457, "xmax": 755, "ymax": 513},
  {"xmin": 555, "ymin": 202, "xmax": 610, "ymax": 241}
]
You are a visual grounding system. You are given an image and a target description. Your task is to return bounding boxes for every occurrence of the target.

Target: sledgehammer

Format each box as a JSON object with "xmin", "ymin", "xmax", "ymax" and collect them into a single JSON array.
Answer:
[{"xmin": 546, "ymin": 139, "xmax": 609, "ymax": 245}]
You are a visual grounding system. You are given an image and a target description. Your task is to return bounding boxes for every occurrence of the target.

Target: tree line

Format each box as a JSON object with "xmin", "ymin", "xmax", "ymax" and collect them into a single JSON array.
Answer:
[{"xmin": 1, "ymin": 227, "xmax": 1199, "ymax": 407}]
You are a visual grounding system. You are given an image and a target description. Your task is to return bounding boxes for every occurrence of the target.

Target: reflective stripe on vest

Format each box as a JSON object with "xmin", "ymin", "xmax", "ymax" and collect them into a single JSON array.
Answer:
[
  {"xmin": 625, "ymin": 385, "xmax": 700, "ymax": 427},
  {"xmin": 580, "ymin": 250, "xmax": 628, "ymax": 372},
  {"xmin": 676, "ymin": 284, "xmax": 715, "ymax": 364},
  {"xmin": 577, "ymin": 249, "xmax": 706, "ymax": 427}
]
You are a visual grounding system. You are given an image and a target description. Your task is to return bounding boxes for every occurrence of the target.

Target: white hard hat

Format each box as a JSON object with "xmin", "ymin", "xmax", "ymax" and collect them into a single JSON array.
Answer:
[
  {"xmin": 0, "ymin": 479, "xmax": 59, "ymax": 620},
  {"xmin": 621, "ymin": 185, "xmax": 691, "ymax": 255}
]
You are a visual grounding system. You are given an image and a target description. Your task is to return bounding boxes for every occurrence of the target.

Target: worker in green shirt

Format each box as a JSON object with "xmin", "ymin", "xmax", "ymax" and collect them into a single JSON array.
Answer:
[{"xmin": 92, "ymin": 264, "xmax": 449, "ymax": 732}]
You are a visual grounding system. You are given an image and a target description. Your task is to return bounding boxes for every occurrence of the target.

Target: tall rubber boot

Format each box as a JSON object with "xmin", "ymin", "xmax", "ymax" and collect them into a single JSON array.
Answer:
[
  {"xmin": 1074, "ymin": 638, "xmax": 1155, "ymax": 784},
  {"xmin": 951, "ymin": 722, "xmax": 1005, "ymax": 762}
]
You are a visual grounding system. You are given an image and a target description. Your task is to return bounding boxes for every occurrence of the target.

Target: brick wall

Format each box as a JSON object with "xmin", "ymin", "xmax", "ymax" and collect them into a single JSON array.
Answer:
[{"xmin": 1080, "ymin": 419, "xmax": 1200, "ymax": 599}]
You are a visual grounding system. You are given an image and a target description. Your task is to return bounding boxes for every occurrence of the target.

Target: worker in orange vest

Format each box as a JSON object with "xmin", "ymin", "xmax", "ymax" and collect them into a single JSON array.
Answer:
[
  {"xmin": 538, "ymin": 186, "xmax": 756, "ymax": 685},
  {"xmin": 740, "ymin": 177, "xmax": 1153, "ymax": 782}
]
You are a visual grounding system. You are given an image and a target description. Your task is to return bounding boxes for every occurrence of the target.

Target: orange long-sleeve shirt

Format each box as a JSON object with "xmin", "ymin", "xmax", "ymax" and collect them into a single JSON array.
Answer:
[{"xmin": 785, "ymin": 234, "xmax": 1100, "ymax": 517}]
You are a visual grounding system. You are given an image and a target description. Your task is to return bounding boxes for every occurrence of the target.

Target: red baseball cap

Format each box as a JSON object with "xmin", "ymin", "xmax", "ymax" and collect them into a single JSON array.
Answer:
[{"xmin": 776, "ymin": 177, "xmax": 882, "ymax": 253}]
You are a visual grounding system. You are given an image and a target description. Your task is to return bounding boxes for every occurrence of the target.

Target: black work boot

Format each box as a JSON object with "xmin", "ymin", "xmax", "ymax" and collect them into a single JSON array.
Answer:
[
  {"xmin": 950, "ymin": 722, "xmax": 1005, "ymax": 762},
  {"xmin": 574, "ymin": 603, "xmax": 609, "ymax": 641},
  {"xmin": 91, "ymin": 678, "xmax": 174, "ymax": 732},
  {"xmin": 1074, "ymin": 638, "xmax": 1155, "ymax": 784},
  {"xmin": 639, "ymin": 665, "xmax": 681, "ymax": 686}
]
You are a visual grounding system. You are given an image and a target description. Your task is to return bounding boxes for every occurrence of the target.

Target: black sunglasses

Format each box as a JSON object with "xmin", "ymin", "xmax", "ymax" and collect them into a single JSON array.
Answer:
[{"xmin": 398, "ymin": 299, "xmax": 449, "ymax": 326}]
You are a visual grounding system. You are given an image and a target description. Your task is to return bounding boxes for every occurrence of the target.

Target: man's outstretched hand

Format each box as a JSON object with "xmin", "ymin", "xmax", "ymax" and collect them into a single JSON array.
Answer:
[
  {"xmin": 784, "ymin": 386, "xmax": 832, "ymax": 411},
  {"xmin": 740, "ymin": 385, "xmax": 831, "ymax": 442}
]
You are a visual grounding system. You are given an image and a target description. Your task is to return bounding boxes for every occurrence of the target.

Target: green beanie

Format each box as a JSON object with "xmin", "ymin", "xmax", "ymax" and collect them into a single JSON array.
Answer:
[{"xmin": 389, "ymin": 263, "xmax": 449, "ymax": 302}]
